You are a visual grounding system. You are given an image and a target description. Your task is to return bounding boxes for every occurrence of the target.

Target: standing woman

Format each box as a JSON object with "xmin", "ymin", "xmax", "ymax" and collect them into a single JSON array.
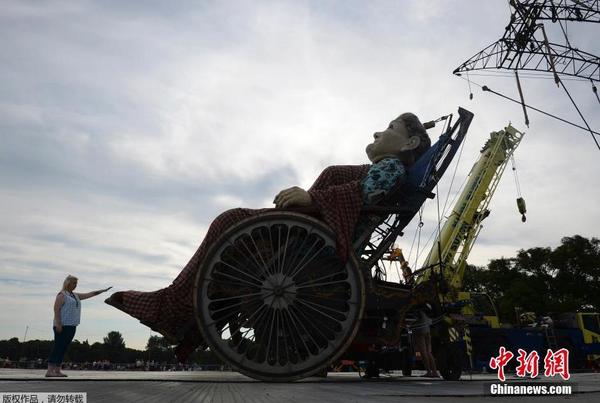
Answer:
[{"xmin": 46, "ymin": 275, "xmax": 111, "ymax": 377}]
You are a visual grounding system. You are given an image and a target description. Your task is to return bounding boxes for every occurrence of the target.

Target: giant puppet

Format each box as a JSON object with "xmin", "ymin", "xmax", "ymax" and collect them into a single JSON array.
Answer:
[{"xmin": 105, "ymin": 113, "xmax": 431, "ymax": 360}]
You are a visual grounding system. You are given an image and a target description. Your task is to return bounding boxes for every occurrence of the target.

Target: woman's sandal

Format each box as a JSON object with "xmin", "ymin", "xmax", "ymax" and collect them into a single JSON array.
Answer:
[{"xmin": 45, "ymin": 372, "xmax": 63, "ymax": 378}]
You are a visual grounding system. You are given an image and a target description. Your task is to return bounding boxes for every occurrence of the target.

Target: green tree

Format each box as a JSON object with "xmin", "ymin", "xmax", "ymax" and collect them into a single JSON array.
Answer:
[
  {"xmin": 21, "ymin": 339, "xmax": 53, "ymax": 361},
  {"xmin": 103, "ymin": 331, "xmax": 126, "ymax": 362},
  {"xmin": 89, "ymin": 342, "xmax": 107, "ymax": 361},
  {"xmin": 146, "ymin": 335, "xmax": 175, "ymax": 363},
  {"xmin": 464, "ymin": 235, "xmax": 600, "ymax": 322},
  {"xmin": 146, "ymin": 335, "xmax": 171, "ymax": 351},
  {"xmin": 65, "ymin": 339, "xmax": 91, "ymax": 363},
  {"xmin": 0, "ymin": 337, "xmax": 21, "ymax": 361},
  {"xmin": 551, "ymin": 235, "xmax": 600, "ymax": 312},
  {"xmin": 103, "ymin": 331, "xmax": 125, "ymax": 350}
]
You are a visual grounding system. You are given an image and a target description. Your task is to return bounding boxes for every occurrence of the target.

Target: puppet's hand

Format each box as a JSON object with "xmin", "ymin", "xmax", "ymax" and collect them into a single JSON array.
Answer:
[{"xmin": 273, "ymin": 186, "xmax": 312, "ymax": 208}]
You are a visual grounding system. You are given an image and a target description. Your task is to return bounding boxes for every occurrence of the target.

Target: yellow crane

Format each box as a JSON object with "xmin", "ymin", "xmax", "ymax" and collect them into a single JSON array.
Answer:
[
  {"xmin": 416, "ymin": 123, "xmax": 525, "ymax": 326},
  {"xmin": 396, "ymin": 123, "xmax": 600, "ymax": 372}
]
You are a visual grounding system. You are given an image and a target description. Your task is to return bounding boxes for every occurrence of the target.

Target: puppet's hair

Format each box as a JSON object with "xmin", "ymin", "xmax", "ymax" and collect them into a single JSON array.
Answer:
[{"xmin": 396, "ymin": 112, "xmax": 431, "ymax": 164}]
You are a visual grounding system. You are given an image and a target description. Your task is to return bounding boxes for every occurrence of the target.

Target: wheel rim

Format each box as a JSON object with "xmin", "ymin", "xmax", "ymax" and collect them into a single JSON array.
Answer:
[{"xmin": 195, "ymin": 214, "xmax": 363, "ymax": 381}]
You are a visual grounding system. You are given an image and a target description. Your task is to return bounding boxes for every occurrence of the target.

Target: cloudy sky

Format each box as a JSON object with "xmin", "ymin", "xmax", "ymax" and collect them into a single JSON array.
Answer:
[{"xmin": 1, "ymin": 0, "xmax": 598, "ymax": 350}]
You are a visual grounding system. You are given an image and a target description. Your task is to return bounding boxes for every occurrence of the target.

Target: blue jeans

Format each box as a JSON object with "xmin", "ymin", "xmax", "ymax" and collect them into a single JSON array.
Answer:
[{"xmin": 48, "ymin": 326, "xmax": 76, "ymax": 365}]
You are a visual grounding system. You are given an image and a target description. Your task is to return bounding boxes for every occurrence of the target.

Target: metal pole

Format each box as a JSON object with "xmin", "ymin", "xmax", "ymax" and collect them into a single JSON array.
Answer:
[{"xmin": 514, "ymin": 70, "xmax": 530, "ymax": 127}]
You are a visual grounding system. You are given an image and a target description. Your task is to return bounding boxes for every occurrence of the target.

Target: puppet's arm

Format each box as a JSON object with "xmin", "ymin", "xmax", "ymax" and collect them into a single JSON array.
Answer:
[
  {"xmin": 273, "ymin": 165, "xmax": 370, "ymax": 208},
  {"xmin": 309, "ymin": 165, "xmax": 370, "ymax": 191}
]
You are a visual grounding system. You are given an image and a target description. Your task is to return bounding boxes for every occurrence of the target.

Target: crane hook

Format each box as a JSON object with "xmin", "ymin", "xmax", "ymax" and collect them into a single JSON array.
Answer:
[{"xmin": 516, "ymin": 197, "xmax": 527, "ymax": 222}]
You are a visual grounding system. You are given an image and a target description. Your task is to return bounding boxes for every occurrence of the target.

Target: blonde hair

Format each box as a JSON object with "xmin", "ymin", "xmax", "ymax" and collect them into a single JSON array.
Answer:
[{"xmin": 61, "ymin": 275, "xmax": 78, "ymax": 291}]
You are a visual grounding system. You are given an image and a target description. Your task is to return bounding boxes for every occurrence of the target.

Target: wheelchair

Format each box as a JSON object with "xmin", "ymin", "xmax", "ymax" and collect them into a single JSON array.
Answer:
[{"xmin": 193, "ymin": 107, "xmax": 474, "ymax": 381}]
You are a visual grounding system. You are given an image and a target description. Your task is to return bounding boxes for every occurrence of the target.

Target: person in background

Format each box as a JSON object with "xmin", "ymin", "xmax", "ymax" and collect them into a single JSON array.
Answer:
[
  {"xmin": 46, "ymin": 275, "xmax": 112, "ymax": 377},
  {"xmin": 412, "ymin": 305, "xmax": 440, "ymax": 378}
]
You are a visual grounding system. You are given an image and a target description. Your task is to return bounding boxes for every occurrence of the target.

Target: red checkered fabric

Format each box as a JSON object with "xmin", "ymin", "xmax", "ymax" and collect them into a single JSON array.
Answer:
[
  {"xmin": 107, "ymin": 164, "xmax": 370, "ymax": 361},
  {"xmin": 307, "ymin": 164, "xmax": 370, "ymax": 259}
]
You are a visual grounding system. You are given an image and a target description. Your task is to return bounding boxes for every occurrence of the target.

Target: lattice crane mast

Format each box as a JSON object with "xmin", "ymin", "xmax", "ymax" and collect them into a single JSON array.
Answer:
[
  {"xmin": 454, "ymin": 0, "xmax": 600, "ymax": 83},
  {"xmin": 453, "ymin": 1, "xmax": 600, "ymax": 149}
]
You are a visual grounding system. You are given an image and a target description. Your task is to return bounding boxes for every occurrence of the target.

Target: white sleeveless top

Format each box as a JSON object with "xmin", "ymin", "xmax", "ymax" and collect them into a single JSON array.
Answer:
[{"xmin": 60, "ymin": 291, "xmax": 81, "ymax": 326}]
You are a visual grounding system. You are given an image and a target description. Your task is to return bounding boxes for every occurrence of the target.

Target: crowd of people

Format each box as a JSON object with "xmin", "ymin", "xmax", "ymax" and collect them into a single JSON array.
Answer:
[{"xmin": 1, "ymin": 357, "xmax": 224, "ymax": 372}]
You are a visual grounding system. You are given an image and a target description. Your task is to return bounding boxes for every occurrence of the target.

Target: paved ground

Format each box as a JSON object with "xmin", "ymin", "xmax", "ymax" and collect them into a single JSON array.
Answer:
[{"xmin": 0, "ymin": 369, "xmax": 598, "ymax": 402}]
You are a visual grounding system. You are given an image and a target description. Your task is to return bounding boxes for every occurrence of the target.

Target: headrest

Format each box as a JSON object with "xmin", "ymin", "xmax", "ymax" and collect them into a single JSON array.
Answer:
[{"xmin": 404, "ymin": 132, "xmax": 450, "ymax": 191}]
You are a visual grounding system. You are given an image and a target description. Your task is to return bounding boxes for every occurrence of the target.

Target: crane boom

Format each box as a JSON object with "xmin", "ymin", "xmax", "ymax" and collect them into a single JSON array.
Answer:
[{"xmin": 418, "ymin": 124, "xmax": 525, "ymax": 292}]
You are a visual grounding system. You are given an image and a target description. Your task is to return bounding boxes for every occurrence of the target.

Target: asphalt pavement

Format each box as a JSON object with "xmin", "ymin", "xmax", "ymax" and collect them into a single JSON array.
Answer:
[{"xmin": 1, "ymin": 369, "xmax": 598, "ymax": 402}]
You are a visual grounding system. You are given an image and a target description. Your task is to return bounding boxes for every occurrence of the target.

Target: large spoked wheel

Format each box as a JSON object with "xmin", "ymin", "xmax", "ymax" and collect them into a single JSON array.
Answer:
[{"xmin": 194, "ymin": 212, "xmax": 365, "ymax": 381}]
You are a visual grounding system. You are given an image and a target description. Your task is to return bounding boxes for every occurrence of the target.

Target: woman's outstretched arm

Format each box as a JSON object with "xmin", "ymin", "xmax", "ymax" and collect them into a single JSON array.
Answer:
[{"xmin": 76, "ymin": 287, "xmax": 112, "ymax": 300}]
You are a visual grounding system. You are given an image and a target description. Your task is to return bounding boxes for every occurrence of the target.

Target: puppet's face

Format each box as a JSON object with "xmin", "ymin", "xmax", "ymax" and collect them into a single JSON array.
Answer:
[{"xmin": 365, "ymin": 118, "xmax": 421, "ymax": 163}]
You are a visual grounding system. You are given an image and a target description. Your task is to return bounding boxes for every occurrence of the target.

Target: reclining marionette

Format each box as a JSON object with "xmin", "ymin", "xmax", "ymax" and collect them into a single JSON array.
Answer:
[{"xmin": 106, "ymin": 113, "xmax": 431, "ymax": 360}]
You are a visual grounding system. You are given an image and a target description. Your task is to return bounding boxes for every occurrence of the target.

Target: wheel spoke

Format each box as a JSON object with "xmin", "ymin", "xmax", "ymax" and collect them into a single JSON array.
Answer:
[
  {"xmin": 249, "ymin": 294, "xmax": 278, "ymax": 362},
  {"xmin": 287, "ymin": 241, "xmax": 326, "ymax": 279},
  {"xmin": 218, "ymin": 250, "xmax": 265, "ymax": 284},
  {"xmin": 226, "ymin": 303, "xmax": 269, "ymax": 342},
  {"xmin": 207, "ymin": 291, "xmax": 264, "ymax": 303},
  {"xmin": 286, "ymin": 236, "xmax": 321, "ymax": 278},
  {"xmin": 288, "ymin": 304, "xmax": 323, "ymax": 353},
  {"xmin": 279, "ymin": 309, "xmax": 292, "ymax": 364},
  {"xmin": 251, "ymin": 306, "xmax": 272, "ymax": 352},
  {"xmin": 209, "ymin": 298, "xmax": 259, "ymax": 316},
  {"xmin": 290, "ymin": 303, "xmax": 333, "ymax": 347},
  {"xmin": 249, "ymin": 228, "xmax": 273, "ymax": 276},
  {"xmin": 210, "ymin": 269, "xmax": 262, "ymax": 288},
  {"xmin": 223, "ymin": 240, "xmax": 261, "ymax": 275},
  {"xmin": 282, "ymin": 227, "xmax": 314, "ymax": 277},
  {"xmin": 236, "ymin": 236, "xmax": 271, "ymax": 280},
  {"xmin": 206, "ymin": 299, "xmax": 258, "ymax": 329},
  {"xmin": 264, "ymin": 307, "xmax": 277, "ymax": 363},
  {"xmin": 229, "ymin": 306, "xmax": 271, "ymax": 350},
  {"xmin": 275, "ymin": 309, "xmax": 282, "ymax": 364},
  {"xmin": 279, "ymin": 225, "xmax": 291, "ymax": 275},
  {"xmin": 267, "ymin": 225, "xmax": 278, "ymax": 276},
  {"xmin": 283, "ymin": 308, "xmax": 309, "ymax": 360}
]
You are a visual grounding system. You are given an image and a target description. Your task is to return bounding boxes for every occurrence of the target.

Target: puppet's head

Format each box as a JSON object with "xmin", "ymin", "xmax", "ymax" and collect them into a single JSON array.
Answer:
[{"xmin": 366, "ymin": 112, "xmax": 431, "ymax": 165}]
